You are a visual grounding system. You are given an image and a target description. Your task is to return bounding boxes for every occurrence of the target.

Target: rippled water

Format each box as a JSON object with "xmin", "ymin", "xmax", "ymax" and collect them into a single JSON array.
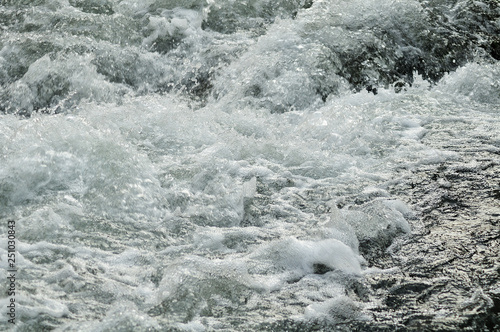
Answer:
[{"xmin": 1, "ymin": 0, "xmax": 499, "ymax": 330}]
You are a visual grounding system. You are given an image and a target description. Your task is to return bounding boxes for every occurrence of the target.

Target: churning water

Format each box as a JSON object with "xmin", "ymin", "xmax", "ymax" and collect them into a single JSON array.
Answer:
[{"xmin": 0, "ymin": 0, "xmax": 499, "ymax": 330}]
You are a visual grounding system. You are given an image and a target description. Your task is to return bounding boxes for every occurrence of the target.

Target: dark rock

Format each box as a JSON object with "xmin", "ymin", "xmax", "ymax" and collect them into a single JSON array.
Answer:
[{"xmin": 313, "ymin": 263, "xmax": 333, "ymax": 275}]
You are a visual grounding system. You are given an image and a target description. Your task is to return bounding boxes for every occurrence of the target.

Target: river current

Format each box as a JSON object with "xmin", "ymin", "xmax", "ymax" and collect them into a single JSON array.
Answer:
[{"xmin": 1, "ymin": 0, "xmax": 499, "ymax": 330}]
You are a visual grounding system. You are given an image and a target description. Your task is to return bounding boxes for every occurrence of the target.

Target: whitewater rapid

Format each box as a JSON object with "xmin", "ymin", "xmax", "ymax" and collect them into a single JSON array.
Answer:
[{"xmin": 0, "ymin": 0, "xmax": 499, "ymax": 330}]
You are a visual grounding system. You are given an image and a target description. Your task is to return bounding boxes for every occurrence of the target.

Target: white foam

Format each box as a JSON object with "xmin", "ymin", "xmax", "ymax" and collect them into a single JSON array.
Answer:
[
  {"xmin": 437, "ymin": 62, "xmax": 500, "ymax": 104},
  {"xmin": 302, "ymin": 295, "xmax": 367, "ymax": 322},
  {"xmin": 250, "ymin": 237, "xmax": 362, "ymax": 279},
  {"xmin": 91, "ymin": 301, "xmax": 160, "ymax": 332},
  {"xmin": 2, "ymin": 0, "xmax": 499, "ymax": 329},
  {"xmin": 6, "ymin": 54, "xmax": 127, "ymax": 113}
]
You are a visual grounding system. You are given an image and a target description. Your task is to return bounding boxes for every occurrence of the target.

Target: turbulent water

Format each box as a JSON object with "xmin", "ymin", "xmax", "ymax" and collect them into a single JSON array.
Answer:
[{"xmin": 0, "ymin": 0, "xmax": 499, "ymax": 330}]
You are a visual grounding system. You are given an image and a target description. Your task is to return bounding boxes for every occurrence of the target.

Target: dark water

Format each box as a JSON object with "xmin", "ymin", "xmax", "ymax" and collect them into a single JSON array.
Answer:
[{"xmin": 0, "ymin": 0, "xmax": 499, "ymax": 330}]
